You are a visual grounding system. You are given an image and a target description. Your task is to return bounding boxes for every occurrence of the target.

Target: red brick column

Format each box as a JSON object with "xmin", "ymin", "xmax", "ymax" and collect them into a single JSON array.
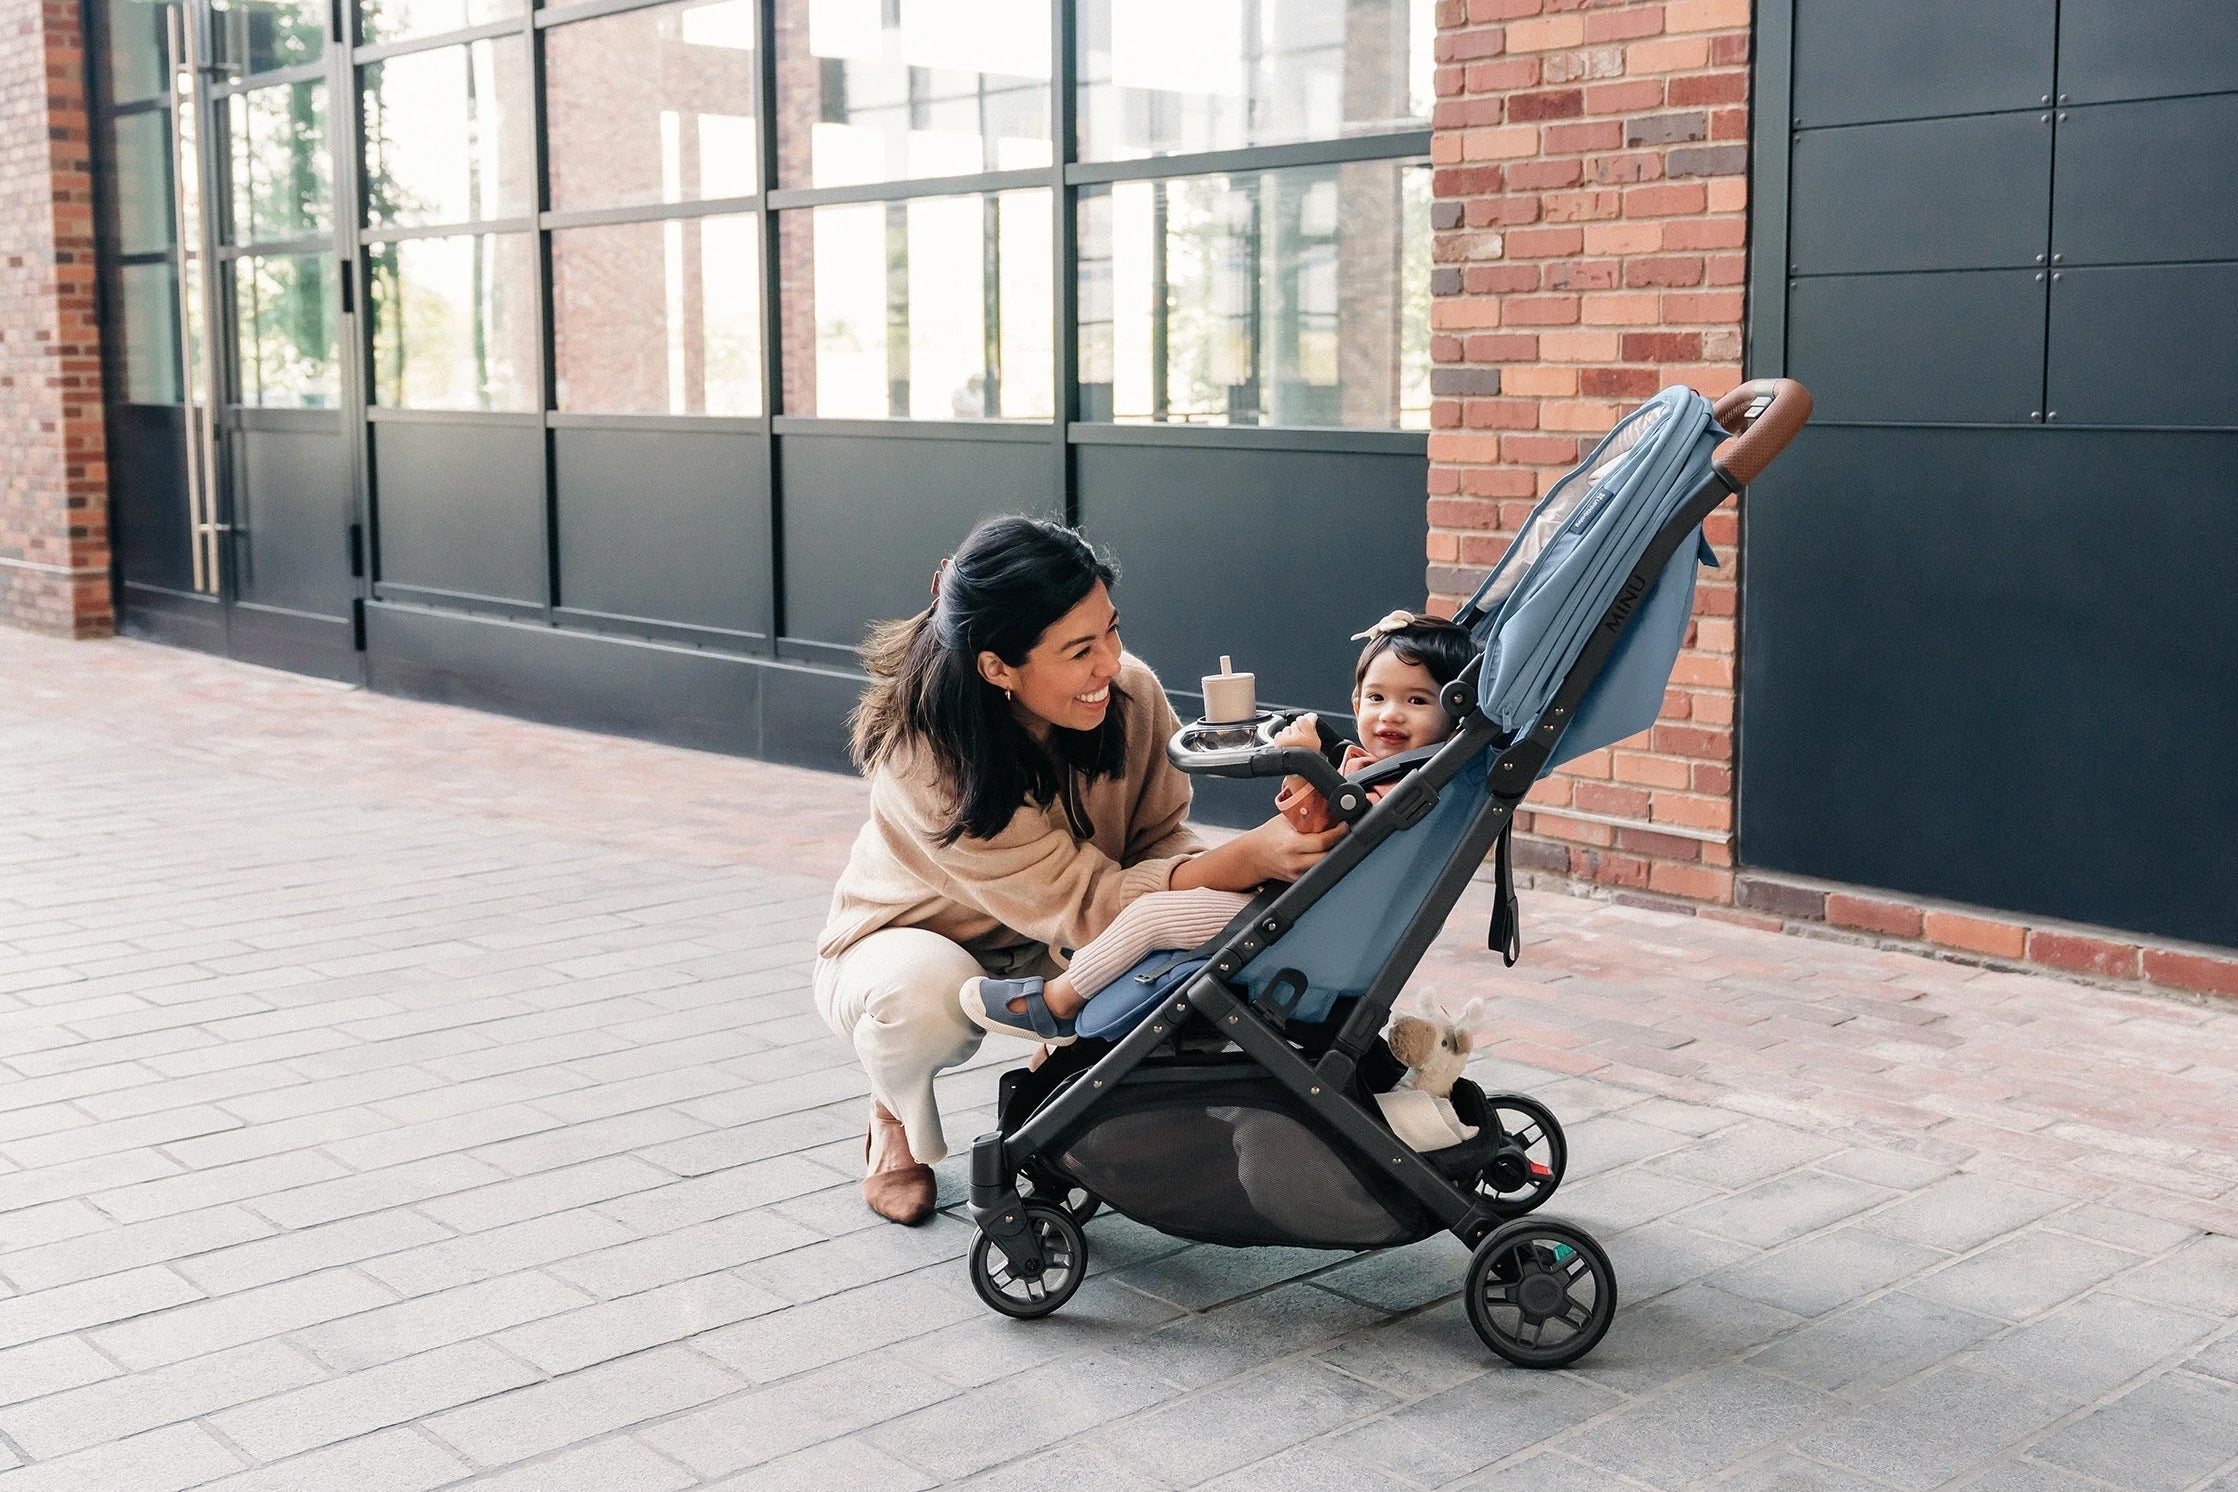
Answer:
[
  {"xmin": 0, "ymin": 0, "xmax": 113, "ymax": 638},
  {"xmin": 1426, "ymin": 0, "xmax": 1749, "ymax": 907}
]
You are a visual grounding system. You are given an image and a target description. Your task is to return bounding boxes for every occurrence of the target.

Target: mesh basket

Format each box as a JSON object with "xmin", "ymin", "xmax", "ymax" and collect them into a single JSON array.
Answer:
[{"xmin": 1047, "ymin": 1060, "xmax": 1439, "ymax": 1250}]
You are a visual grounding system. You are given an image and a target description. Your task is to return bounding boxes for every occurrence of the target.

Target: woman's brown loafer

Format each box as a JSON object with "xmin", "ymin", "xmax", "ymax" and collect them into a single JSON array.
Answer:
[{"xmin": 863, "ymin": 1100, "xmax": 935, "ymax": 1225}]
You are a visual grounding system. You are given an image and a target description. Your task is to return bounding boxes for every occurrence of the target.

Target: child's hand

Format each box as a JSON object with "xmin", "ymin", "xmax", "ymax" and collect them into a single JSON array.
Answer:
[{"xmin": 1269, "ymin": 712, "xmax": 1320, "ymax": 751}]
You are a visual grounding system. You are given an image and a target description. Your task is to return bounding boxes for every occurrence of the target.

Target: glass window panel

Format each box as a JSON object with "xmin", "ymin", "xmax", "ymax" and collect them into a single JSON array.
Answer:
[
  {"xmin": 552, "ymin": 215, "xmax": 762, "ymax": 416},
  {"xmin": 105, "ymin": 0, "xmax": 172, "ymax": 103},
  {"xmin": 119, "ymin": 261, "xmax": 182, "ymax": 403},
  {"xmin": 113, "ymin": 110, "xmax": 175, "ymax": 255},
  {"xmin": 358, "ymin": 0, "xmax": 522, "ymax": 47},
  {"xmin": 777, "ymin": 189, "xmax": 1051, "ymax": 420},
  {"xmin": 211, "ymin": 0, "xmax": 325, "ymax": 73},
  {"xmin": 233, "ymin": 253, "xmax": 339, "ymax": 407},
  {"xmin": 362, "ymin": 36, "xmax": 533, "ymax": 227},
  {"xmin": 546, "ymin": 0, "xmax": 758, "ymax": 212},
  {"xmin": 772, "ymin": 0, "xmax": 1050, "ymax": 188},
  {"xmin": 1077, "ymin": 0, "xmax": 1433, "ymax": 162},
  {"xmin": 1078, "ymin": 161, "xmax": 1429, "ymax": 430},
  {"xmin": 228, "ymin": 81, "xmax": 330, "ymax": 243},
  {"xmin": 368, "ymin": 231, "xmax": 539, "ymax": 409}
]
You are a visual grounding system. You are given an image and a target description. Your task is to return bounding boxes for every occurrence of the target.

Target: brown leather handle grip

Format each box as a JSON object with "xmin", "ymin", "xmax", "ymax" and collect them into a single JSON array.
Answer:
[{"xmin": 1710, "ymin": 377, "xmax": 1813, "ymax": 487}]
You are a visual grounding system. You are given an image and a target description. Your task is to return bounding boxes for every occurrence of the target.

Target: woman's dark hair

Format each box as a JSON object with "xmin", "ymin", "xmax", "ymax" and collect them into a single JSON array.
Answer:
[
  {"xmin": 851, "ymin": 516, "xmax": 1129, "ymax": 845},
  {"xmin": 1353, "ymin": 614, "xmax": 1477, "ymax": 695}
]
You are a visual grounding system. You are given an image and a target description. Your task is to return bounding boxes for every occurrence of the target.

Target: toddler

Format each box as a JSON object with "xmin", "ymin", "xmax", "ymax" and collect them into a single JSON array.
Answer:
[{"xmin": 962, "ymin": 612, "xmax": 1476, "ymax": 1044}]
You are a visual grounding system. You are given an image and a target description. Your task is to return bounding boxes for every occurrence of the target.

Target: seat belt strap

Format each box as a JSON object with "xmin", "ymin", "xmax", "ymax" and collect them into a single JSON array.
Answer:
[{"xmin": 1487, "ymin": 818, "xmax": 1522, "ymax": 967}]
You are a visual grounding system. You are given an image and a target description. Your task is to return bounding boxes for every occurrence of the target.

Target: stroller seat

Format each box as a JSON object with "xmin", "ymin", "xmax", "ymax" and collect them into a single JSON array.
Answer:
[{"xmin": 960, "ymin": 379, "xmax": 1814, "ymax": 1371}]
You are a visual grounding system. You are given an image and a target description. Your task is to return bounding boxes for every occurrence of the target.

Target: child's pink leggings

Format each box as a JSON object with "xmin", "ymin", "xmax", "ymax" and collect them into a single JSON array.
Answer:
[{"xmin": 1062, "ymin": 888, "xmax": 1254, "ymax": 1001}]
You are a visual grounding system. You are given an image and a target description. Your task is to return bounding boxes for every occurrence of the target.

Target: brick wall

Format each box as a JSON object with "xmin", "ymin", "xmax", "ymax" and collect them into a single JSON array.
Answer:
[
  {"xmin": 0, "ymin": 0, "xmax": 113, "ymax": 638},
  {"xmin": 1426, "ymin": 0, "xmax": 1749, "ymax": 902}
]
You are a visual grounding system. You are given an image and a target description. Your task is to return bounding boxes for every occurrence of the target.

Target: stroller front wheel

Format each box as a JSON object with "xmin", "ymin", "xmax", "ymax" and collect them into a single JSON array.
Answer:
[
  {"xmin": 969, "ymin": 1202, "xmax": 1087, "ymax": 1319},
  {"xmin": 1022, "ymin": 1161, "xmax": 1102, "ymax": 1228},
  {"xmin": 1466, "ymin": 1216, "xmax": 1616, "ymax": 1369}
]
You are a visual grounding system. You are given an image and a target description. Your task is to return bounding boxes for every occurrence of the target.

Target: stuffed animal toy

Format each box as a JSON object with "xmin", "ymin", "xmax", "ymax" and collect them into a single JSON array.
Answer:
[{"xmin": 1374, "ymin": 996, "xmax": 1489, "ymax": 1152}]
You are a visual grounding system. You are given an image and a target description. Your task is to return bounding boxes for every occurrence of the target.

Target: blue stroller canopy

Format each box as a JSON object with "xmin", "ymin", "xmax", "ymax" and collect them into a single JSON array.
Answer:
[
  {"xmin": 1224, "ymin": 385, "xmax": 1726, "ymax": 1020},
  {"xmin": 1464, "ymin": 383, "xmax": 1723, "ymax": 772}
]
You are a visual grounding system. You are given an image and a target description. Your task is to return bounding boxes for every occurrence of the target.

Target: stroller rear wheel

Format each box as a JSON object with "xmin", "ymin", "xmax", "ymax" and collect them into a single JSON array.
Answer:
[
  {"xmin": 1476, "ymin": 1092, "xmax": 1566, "ymax": 1218},
  {"xmin": 969, "ymin": 1201, "xmax": 1087, "ymax": 1319},
  {"xmin": 1466, "ymin": 1216, "xmax": 1616, "ymax": 1369}
]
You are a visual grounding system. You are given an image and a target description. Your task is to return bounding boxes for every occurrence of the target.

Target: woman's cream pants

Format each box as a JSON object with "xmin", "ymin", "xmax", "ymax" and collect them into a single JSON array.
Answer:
[{"xmin": 813, "ymin": 928, "xmax": 1056, "ymax": 1165}]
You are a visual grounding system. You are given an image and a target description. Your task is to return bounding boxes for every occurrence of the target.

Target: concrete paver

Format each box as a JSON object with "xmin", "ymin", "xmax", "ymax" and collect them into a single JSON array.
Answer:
[{"xmin": 0, "ymin": 629, "xmax": 2234, "ymax": 1489}]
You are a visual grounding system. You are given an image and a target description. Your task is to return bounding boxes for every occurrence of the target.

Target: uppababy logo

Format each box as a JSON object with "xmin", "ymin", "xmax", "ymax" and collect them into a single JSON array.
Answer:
[{"xmin": 1600, "ymin": 573, "xmax": 1650, "ymax": 632}]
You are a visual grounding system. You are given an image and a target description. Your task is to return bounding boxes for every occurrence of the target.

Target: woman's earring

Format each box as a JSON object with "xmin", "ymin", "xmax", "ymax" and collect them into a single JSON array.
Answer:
[{"xmin": 1004, "ymin": 688, "xmax": 1013, "ymax": 703}]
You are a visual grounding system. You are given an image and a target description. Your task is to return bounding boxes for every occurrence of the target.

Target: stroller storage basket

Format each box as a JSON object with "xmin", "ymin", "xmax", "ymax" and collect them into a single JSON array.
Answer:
[{"xmin": 1048, "ymin": 1059, "xmax": 1438, "ymax": 1251}]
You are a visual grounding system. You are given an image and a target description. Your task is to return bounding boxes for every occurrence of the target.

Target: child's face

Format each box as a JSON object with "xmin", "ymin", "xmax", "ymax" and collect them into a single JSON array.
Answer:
[{"xmin": 1353, "ymin": 651, "xmax": 1453, "ymax": 759}]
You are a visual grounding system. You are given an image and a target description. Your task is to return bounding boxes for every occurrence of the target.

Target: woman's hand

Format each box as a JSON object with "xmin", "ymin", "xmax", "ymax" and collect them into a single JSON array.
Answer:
[{"xmin": 1172, "ymin": 814, "xmax": 1346, "ymax": 893}]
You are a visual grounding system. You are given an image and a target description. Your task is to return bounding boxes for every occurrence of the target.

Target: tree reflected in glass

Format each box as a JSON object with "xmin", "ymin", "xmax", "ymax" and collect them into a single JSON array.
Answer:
[
  {"xmin": 368, "ymin": 232, "xmax": 538, "ymax": 410},
  {"xmin": 234, "ymin": 253, "xmax": 337, "ymax": 407},
  {"xmin": 1079, "ymin": 161, "xmax": 1429, "ymax": 429},
  {"xmin": 1077, "ymin": 0, "xmax": 1433, "ymax": 161},
  {"xmin": 229, "ymin": 81, "xmax": 329, "ymax": 244}
]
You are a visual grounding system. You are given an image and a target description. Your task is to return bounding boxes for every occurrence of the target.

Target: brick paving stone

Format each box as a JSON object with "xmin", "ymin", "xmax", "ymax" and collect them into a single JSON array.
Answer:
[
  {"xmin": 1562, "ymin": 1365, "xmax": 1844, "ymax": 1487},
  {"xmin": 1909, "ymin": 1230, "xmax": 2139, "ymax": 1323},
  {"xmin": 186, "ymin": 1427, "xmax": 469, "ymax": 1492},
  {"xmin": 4, "ymin": 629, "xmax": 2237, "ymax": 1486},
  {"xmin": 89, "ymin": 1267, "xmax": 396, "ymax": 1370},
  {"xmin": 0, "ymin": 1339, "xmax": 324, "ymax": 1458},
  {"xmin": 2028, "ymin": 1372, "xmax": 2238, "ymax": 1491},
  {"xmin": 451, "ymin": 1437, "xmax": 698, "ymax": 1492},
  {"xmin": 209, "ymin": 1339, "xmax": 540, "ymax": 1461}
]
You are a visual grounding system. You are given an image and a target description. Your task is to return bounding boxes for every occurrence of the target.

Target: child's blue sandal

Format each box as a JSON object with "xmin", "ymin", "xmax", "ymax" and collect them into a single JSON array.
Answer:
[{"xmin": 961, "ymin": 976, "xmax": 1076, "ymax": 1046}]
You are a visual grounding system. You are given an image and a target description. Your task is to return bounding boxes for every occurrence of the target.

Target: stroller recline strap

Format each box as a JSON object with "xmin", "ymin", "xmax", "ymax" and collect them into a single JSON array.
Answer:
[{"xmin": 1487, "ymin": 819, "xmax": 1522, "ymax": 968}]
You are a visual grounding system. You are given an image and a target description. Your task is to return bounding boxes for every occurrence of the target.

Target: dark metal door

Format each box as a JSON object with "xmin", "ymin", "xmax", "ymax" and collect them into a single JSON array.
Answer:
[
  {"xmin": 153, "ymin": 0, "xmax": 364, "ymax": 680},
  {"xmin": 1743, "ymin": 0, "xmax": 2238, "ymax": 949},
  {"xmin": 207, "ymin": 0, "xmax": 365, "ymax": 680}
]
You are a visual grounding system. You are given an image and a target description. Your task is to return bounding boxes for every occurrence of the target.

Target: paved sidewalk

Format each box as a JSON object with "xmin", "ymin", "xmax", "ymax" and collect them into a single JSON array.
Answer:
[{"xmin": 1, "ymin": 629, "xmax": 2234, "ymax": 1492}]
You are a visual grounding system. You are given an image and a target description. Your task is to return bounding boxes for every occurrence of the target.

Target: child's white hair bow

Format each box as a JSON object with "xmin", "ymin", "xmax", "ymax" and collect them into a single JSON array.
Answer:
[{"xmin": 1351, "ymin": 609, "xmax": 1418, "ymax": 641}]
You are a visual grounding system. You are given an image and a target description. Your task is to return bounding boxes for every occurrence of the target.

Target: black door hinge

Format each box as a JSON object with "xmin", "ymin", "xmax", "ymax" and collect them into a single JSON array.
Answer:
[
  {"xmin": 347, "ymin": 521, "xmax": 364, "ymax": 577},
  {"xmin": 351, "ymin": 597, "xmax": 367, "ymax": 651},
  {"xmin": 339, "ymin": 261, "xmax": 354, "ymax": 316}
]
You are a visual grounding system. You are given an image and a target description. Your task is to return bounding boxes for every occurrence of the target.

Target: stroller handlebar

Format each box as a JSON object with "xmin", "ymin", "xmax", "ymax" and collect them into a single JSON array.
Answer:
[
  {"xmin": 1710, "ymin": 377, "xmax": 1813, "ymax": 487},
  {"xmin": 1167, "ymin": 713, "xmax": 1371, "ymax": 824}
]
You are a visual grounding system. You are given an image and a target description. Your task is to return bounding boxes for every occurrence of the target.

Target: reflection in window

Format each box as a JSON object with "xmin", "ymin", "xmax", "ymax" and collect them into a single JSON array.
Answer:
[
  {"xmin": 546, "ymin": 0, "xmax": 758, "ymax": 212},
  {"xmin": 778, "ymin": 190, "xmax": 1051, "ymax": 420},
  {"xmin": 234, "ymin": 253, "xmax": 339, "ymax": 407},
  {"xmin": 211, "ymin": 0, "xmax": 324, "ymax": 74},
  {"xmin": 112, "ymin": 111, "xmax": 174, "ymax": 255},
  {"xmin": 773, "ymin": 0, "xmax": 1050, "ymax": 188},
  {"xmin": 119, "ymin": 261, "xmax": 181, "ymax": 403},
  {"xmin": 358, "ymin": 0, "xmax": 523, "ymax": 47},
  {"xmin": 229, "ymin": 81, "xmax": 330, "ymax": 244},
  {"xmin": 552, "ymin": 216, "xmax": 762, "ymax": 416},
  {"xmin": 363, "ymin": 36, "xmax": 533, "ymax": 228},
  {"xmin": 368, "ymin": 232, "xmax": 539, "ymax": 409},
  {"xmin": 105, "ymin": 0, "xmax": 171, "ymax": 103},
  {"xmin": 1078, "ymin": 162, "xmax": 1429, "ymax": 429},
  {"xmin": 1077, "ymin": 0, "xmax": 1433, "ymax": 161}
]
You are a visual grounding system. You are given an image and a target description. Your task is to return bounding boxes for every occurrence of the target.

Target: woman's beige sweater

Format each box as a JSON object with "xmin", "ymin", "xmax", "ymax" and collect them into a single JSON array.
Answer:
[{"xmin": 818, "ymin": 654, "xmax": 1206, "ymax": 962}]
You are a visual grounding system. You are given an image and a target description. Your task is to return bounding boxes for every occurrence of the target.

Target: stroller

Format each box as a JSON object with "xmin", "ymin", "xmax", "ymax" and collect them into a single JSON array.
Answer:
[{"xmin": 963, "ymin": 379, "xmax": 1812, "ymax": 1369}]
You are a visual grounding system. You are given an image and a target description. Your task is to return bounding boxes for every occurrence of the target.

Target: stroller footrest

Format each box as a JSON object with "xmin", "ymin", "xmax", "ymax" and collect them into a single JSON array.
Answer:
[{"xmin": 1076, "ymin": 955, "xmax": 1207, "ymax": 1041}]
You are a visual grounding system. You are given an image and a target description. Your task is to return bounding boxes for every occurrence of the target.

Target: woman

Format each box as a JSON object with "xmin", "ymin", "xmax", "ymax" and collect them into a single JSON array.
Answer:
[{"xmin": 815, "ymin": 516, "xmax": 1343, "ymax": 1224}]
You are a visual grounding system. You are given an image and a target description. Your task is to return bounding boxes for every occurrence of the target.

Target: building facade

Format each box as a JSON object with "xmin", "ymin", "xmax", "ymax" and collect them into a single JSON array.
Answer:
[{"xmin": 4, "ymin": 0, "xmax": 2234, "ymax": 995}]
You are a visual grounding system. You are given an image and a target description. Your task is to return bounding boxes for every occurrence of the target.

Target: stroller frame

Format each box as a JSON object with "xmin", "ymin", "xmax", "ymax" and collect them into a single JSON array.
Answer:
[{"xmin": 966, "ymin": 381, "xmax": 1812, "ymax": 1365}]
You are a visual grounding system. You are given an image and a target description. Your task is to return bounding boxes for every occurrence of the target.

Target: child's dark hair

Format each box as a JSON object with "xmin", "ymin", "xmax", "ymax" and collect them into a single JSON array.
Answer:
[{"xmin": 1352, "ymin": 615, "xmax": 1477, "ymax": 695}]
